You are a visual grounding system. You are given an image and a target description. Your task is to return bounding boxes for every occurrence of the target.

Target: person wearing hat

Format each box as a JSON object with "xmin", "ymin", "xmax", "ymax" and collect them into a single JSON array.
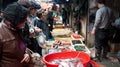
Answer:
[
  {"xmin": 0, "ymin": 2, "xmax": 30, "ymax": 67},
  {"xmin": 17, "ymin": 0, "xmax": 41, "ymax": 9},
  {"xmin": 17, "ymin": 0, "xmax": 43, "ymax": 55}
]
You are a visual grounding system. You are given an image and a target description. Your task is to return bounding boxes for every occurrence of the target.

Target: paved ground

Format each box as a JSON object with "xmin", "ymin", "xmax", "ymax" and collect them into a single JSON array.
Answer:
[
  {"xmin": 89, "ymin": 47, "xmax": 120, "ymax": 67},
  {"xmin": 87, "ymin": 31, "xmax": 120, "ymax": 67},
  {"xmin": 97, "ymin": 58, "xmax": 120, "ymax": 67}
]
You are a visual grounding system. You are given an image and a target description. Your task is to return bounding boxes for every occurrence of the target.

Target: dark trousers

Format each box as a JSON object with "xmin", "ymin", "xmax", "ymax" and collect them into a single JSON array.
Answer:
[
  {"xmin": 62, "ymin": 18, "xmax": 67, "ymax": 26},
  {"xmin": 49, "ymin": 20, "xmax": 53, "ymax": 31},
  {"xmin": 95, "ymin": 29, "xmax": 110, "ymax": 57}
]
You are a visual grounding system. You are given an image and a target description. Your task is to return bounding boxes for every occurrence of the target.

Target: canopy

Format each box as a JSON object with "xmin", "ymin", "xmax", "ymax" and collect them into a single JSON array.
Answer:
[{"xmin": 52, "ymin": 0, "xmax": 70, "ymax": 4}]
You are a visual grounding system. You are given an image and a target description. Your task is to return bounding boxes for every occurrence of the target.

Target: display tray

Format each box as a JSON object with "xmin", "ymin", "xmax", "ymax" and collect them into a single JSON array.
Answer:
[
  {"xmin": 51, "ymin": 28, "xmax": 73, "ymax": 37},
  {"xmin": 71, "ymin": 40, "xmax": 91, "ymax": 55},
  {"xmin": 73, "ymin": 44, "xmax": 91, "ymax": 55},
  {"xmin": 71, "ymin": 34, "xmax": 85, "ymax": 41},
  {"xmin": 54, "ymin": 35, "xmax": 71, "ymax": 37},
  {"xmin": 72, "ymin": 40, "xmax": 83, "ymax": 44},
  {"xmin": 54, "ymin": 37, "xmax": 71, "ymax": 40},
  {"xmin": 53, "ymin": 24, "xmax": 64, "ymax": 28}
]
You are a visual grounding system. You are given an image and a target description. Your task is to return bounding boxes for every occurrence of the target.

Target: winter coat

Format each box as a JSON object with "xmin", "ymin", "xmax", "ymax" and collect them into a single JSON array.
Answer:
[
  {"xmin": 33, "ymin": 18, "xmax": 50, "ymax": 40},
  {"xmin": 0, "ymin": 21, "xmax": 26, "ymax": 67}
]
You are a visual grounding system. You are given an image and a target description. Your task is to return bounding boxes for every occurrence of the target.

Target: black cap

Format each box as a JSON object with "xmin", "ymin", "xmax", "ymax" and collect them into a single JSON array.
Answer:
[
  {"xmin": 30, "ymin": 1, "xmax": 41, "ymax": 9},
  {"xmin": 17, "ymin": 0, "xmax": 41, "ymax": 9},
  {"xmin": 97, "ymin": 0, "xmax": 106, "ymax": 4}
]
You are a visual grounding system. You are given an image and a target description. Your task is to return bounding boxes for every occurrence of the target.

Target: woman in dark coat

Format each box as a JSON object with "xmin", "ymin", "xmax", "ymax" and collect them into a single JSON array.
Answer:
[{"xmin": 0, "ymin": 2, "xmax": 30, "ymax": 67}]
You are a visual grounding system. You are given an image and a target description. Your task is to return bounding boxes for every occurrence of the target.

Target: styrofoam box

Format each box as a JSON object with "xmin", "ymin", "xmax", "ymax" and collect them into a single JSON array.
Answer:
[{"xmin": 71, "ymin": 40, "xmax": 91, "ymax": 56}]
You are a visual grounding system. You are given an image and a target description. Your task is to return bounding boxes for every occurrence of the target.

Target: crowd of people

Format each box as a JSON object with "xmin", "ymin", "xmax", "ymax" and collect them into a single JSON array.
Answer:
[
  {"xmin": 0, "ymin": 0, "xmax": 120, "ymax": 67},
  {"xmin": 0, "ymin": 0, "xmax": 69, "ymax": 67}
]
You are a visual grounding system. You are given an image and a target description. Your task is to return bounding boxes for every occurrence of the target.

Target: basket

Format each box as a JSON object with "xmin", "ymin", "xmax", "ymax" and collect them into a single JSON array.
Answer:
[{"xmin": 43, "ymin": 51, "xmax": 90, "ymax": 67}]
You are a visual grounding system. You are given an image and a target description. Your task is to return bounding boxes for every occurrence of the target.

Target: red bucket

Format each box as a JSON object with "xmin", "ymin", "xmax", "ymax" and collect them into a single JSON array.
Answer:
[
  {"xmin": 88, "ymin": 60, "xmax": 99, "ymax": 67},
  {"xmin": 43, "ymin": 51, "xmax": 90, "ymax": 67}
]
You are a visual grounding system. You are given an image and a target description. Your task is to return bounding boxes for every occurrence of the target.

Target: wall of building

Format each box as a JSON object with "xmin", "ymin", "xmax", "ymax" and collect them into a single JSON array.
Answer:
[{"xmin": 106, "ymin": 0, "xmax": 120, "ymax": 18}]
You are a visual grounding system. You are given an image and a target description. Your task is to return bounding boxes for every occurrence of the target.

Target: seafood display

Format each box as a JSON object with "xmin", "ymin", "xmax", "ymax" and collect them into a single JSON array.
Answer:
[{"xmin": 50, "ymin": 58, "xmax": 84, "ymax": 67}]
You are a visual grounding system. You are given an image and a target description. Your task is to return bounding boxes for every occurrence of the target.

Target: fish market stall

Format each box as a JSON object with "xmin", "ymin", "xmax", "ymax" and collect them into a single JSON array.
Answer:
[{"xmin": 42, "ymin": 26, "xmax": 99, "ymax": 67}]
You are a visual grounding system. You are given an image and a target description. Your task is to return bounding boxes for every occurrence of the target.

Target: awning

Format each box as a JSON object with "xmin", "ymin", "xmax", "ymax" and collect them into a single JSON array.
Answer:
[{"xmin": 52, "ymin": 0, "xmax": 70, "ymax": 4}]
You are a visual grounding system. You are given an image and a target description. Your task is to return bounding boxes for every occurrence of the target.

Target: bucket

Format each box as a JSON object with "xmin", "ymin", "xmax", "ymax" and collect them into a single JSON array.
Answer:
[
  {"xmin": 87, "ymin": 60, "xmax": 99, "ymax": 67},
  {"xmin": 43, "ymin": 51, "xmax": 90, "ymax": 67}
]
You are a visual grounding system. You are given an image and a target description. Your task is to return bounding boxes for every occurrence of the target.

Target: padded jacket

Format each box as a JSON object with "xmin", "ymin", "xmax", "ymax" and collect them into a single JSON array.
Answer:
[{"xmin": 0, "ymin": 21, "xmax": 26, "ymax": 67}]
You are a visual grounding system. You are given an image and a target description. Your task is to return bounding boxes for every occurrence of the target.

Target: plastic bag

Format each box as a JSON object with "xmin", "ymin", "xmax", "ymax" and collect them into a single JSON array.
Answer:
[
  {"xmin": 113, "ymin": 18, "xmax": 120, "ymax": 29},
  {"xmin": 26, "ymin": 48, "xmax": 44, "ymax": 67},
  {"xmin": 36, "ymin": 32, "xmax": 46, "ymax": 48}
]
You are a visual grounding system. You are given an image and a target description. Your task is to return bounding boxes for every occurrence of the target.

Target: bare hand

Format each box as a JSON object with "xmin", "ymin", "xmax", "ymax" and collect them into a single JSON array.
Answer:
[
  {"xmin": 91, "ymin": 27, "xmax": 96, "ymax": 35},
  {"xmin": 34, "ymin": 27, "xmax": 42, "ymax": 32},
  {"xmin": 35, "ymin": 28, "xmax": 42, "ymax": 32},
  {"xmin": 21, "ymin": 54, "xmax": 30, "ymax": 63},
  {"xmin": 91, "ymin": 30, "xmax": 95, "ymax": 35}
]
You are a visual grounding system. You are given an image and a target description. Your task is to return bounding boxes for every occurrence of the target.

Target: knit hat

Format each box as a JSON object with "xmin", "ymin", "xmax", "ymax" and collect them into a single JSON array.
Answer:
[
  {"xmin": 30, "ymin": 1, "xmax": 41, "ymax": 9},
  {"xmin": 17, "ymin": 0, "xmax": 41, "ymax": 9},
  {"xmin": 3, "ymin": 2, "xmax": 28, "ymax": 26}
]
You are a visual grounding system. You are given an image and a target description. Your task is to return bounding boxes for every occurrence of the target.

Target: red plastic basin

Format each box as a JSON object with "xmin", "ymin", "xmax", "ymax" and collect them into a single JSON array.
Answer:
[{"xmin": 43, "ymin": 51, "xmax": 90, "ymax": 67}]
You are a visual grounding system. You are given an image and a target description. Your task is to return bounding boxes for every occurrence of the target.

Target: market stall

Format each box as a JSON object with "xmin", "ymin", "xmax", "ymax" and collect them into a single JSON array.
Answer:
[{"xmin": 41, "ymin": 24, "xmax": 99, "ymax": 67}]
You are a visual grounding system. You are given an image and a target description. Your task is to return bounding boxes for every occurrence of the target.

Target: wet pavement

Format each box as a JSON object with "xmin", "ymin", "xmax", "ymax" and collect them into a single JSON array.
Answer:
[
  {"xmin": 97, "ymin": 58, "xmax": 120, "ymax": 67},
  {"xmin": 89, "ymin": 47, "xmax": 120, "ymax": 67}
]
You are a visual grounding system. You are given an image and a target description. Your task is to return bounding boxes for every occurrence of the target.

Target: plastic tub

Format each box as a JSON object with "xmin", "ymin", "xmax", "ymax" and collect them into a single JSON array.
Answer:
[
  {"xmin": 43, "ymin": 51, "xmax": 90, "ymax": 67},
  {"xmin": 87, "ymin": 60, "xmax": 99, "ymax": 67}
]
